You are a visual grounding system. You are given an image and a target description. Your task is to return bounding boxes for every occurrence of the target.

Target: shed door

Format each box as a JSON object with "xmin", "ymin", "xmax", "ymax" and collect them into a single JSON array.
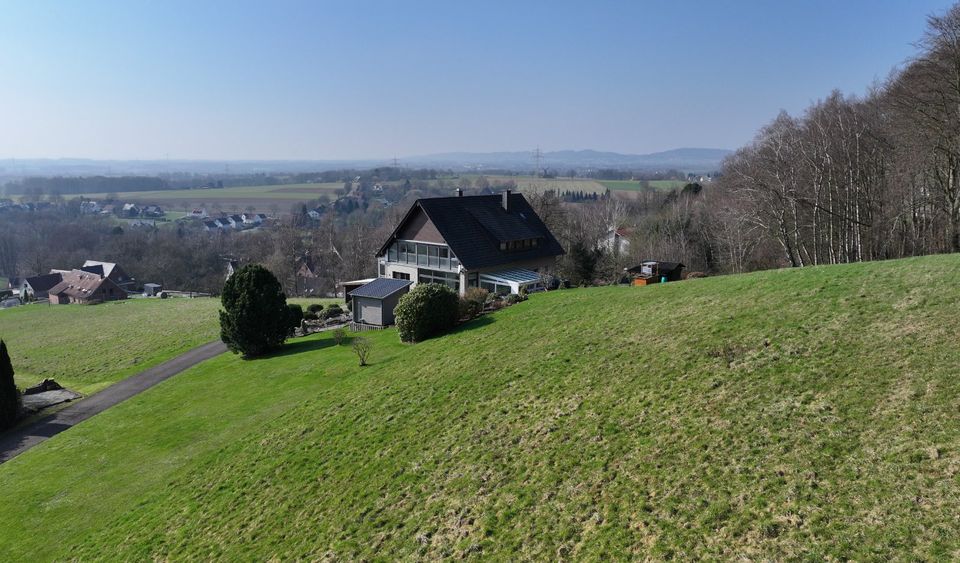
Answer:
[{"xmin": 357, "ymin": 297, "xmax": 383, "ymax": 326}]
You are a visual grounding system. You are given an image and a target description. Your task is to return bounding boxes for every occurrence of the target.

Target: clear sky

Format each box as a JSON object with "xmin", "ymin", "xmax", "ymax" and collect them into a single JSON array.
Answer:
[{"xmin": 0, "ymin": 0, "xmax": 954, "ymax": 160}]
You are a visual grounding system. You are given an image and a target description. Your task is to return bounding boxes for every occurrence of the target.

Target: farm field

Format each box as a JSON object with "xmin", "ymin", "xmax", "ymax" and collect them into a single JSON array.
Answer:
[
  {"xmin": 0, "ymin": 298, "xmax": 222, "ymax": 395},
  {"xmin": 1, "ymin": 255, "xmax": 960, "ymax": 559},
  {"xmin": 82, "ymin": 183, "xmax": 343, "ymax": 213},
  {"xmin": 468, "ymin": 175, "xmax": 688, "ymax": 195},
  {"xmin": 480, "ymin": 175, "xmax": 609, "ymax": 194},
  {"xmin": 597, "ymin": 179, "xmax": 688, "ymax": 191}
]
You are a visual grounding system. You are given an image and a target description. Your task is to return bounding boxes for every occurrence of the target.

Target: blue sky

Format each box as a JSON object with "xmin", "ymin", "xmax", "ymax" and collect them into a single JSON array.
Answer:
[{"xmin": 0, "ymin": 1, "xmax": 953, "ymax": 160}]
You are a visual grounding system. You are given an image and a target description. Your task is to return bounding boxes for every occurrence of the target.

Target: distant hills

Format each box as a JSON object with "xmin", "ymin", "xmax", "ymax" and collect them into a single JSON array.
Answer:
[{"xmin": 0, "ymin": 148, "xmax": 731, "ymax": 179}]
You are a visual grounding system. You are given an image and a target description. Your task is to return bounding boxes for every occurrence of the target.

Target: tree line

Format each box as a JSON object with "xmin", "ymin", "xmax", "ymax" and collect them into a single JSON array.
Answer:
[{"xmin": 713, "ymin": 4, "xmax": 960, "ymax": 270}]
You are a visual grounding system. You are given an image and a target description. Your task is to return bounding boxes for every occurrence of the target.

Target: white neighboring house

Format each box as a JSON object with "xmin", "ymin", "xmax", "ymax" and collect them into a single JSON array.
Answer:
[
  {"xmin": 191, "ymin": 208, "xmax": 209, "ymax": 219},
  {"xmin": 599, "ymin": 227, "xmax": 632, "ymax": 255}
]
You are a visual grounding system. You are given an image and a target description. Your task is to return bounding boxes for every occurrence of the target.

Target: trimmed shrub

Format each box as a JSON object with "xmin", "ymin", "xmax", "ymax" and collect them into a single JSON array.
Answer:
[
  {"xmin": 307, "ymin": 303, "xmax": 324, "ymax": 313},
  {"xmin": 0, "ymin": 340, "xmax": 20, "ymax": 430},
  {"xmin": 303, "ymin": 310, "xmax": 318, "ymax": 321},
  {"xmin": 394, "ymin": 283, "xmax": 459, "ymax": 342},
  {"xmin": 219, "ymin": 264, "xmax": 290, "ymax": 357},
  {"xmin": 332, "ymin": 328, "xmax": 346, "ymax": 345},
  {"xmin": 459, "ymin": 287, "xmax": 489, "ymax": 319},
  {"xmin": 285, "ymin": 303, "xmax": 304, "ymax": 336},
  {"xmin": 504, "ymin": 292, "xmax": 526, "ymax": 305},
  {"xmin": 321, "ymin": 304, "xmax": 344, "ymax": 320}
]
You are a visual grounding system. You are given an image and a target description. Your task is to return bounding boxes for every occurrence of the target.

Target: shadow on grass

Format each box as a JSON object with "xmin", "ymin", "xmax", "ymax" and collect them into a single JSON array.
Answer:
[
  {"xmin": 257, "ymin": 335, "xmax": 338, "ymax": 359},
  {"xmin": 450, "ymin": 314, "xmax": 495, "ymax": 335}
]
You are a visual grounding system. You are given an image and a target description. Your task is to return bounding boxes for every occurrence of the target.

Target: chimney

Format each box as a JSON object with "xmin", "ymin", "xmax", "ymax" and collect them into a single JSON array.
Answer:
[
  {"xmin": 501, "ymin": 189, "xmax": 511, "ymax": 211},
  {"xmin": 456, "ymin": 188, "xmax": 463, "ymax": 197}
]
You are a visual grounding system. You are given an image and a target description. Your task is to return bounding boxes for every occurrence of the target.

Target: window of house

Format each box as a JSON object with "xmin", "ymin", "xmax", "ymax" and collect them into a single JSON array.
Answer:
[
  {"xmin": 392, "ymin": 271, "xmax": 411, "ymax": 281},
  {"xmin": 418, "ymin": 268, "xmax": 459, "ymax": 291},
  {"xmin": 379, "ymin": 263, "xmax": 385, "ymax": 276}
]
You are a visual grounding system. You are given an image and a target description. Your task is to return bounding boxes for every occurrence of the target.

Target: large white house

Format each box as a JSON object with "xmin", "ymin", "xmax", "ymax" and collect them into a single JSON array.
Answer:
[{"xmin": 374, "ymin": 190, "xmax": 564, "ymax": 296}]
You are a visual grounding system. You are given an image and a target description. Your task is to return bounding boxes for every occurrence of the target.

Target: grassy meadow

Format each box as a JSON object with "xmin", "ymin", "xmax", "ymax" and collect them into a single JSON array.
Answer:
[
  {"xmin": 0, "ymin": 298, "xmax": 222, "ymax": 395},
  {"xmin": 1, "ymin": 255, "xmax": 960, "ymax": 559},
  {"xmin": 81, "ymin": 183, "xmax": 343, "ymax": 213}
]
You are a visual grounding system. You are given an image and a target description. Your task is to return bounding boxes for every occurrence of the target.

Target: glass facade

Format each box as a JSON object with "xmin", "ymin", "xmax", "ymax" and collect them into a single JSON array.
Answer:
[
  {"xmin": 385, "ymin": 240, "xmax": 459, "ymax": 271},
  {"xmin": 418, "ymin": 268, "xmax": 460, "ymax": 290},
  {"xmin": 480, "ymin": 280, "xmax": 511, "ymax": 294}
]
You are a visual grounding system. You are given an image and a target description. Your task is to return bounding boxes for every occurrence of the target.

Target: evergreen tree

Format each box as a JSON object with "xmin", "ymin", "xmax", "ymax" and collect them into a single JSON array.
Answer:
[
  {"xmin": 219, "ymin": 264, "xmax": 290, "ymax": 358},
  {"xmin": 0, "ymin": 340, "xmax": 20, "ymax": 429},
  {"xmin": 568, "ymin": 241, "xmax": 601, "ymax": 286}
]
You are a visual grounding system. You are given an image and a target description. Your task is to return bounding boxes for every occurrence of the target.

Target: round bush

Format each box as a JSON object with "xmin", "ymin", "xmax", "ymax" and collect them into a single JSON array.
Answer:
[
  {"xmin": 321, "ymin": 304, "xmax": 344, "ymax": 319},
  {"xmin": 459, "ymin": 287, "xmax": 488, "ymax": 319},
  {"xmin": 394, "ymin": 283, "xmax": 459, "ymax": 343},
  {"xmin": 307, "ymin": 303, "xmax": 324, "ymax": 313},
  {"xmin": 285, "ymin": 303, "xmax": 304, "ymax": 336}
]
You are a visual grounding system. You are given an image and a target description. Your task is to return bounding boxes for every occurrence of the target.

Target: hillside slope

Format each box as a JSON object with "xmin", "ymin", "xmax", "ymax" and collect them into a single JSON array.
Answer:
[{"xmin": 1, "ymin": 256, "xmax": 959, "ymax": 559}]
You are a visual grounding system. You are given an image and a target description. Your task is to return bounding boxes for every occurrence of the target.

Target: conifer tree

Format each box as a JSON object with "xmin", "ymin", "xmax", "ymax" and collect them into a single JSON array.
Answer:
[
  {"xmin": 0, "ymin": 340, "xmax": 20, "ymax": 429},
  {"xmin": 219, "ymin": 264, "xmax": 290, "ymax": 357}
]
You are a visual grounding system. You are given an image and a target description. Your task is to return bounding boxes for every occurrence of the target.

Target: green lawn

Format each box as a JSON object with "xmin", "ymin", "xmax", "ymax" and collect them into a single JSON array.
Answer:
[
  {"xmin": 0, "ymin": 298, "xmax": 221, "ymax": 395},
  {"xmin": 2, "ymin": 256, "xmax": 960, "ymax": 559},
  {"xmin": 598, "ymin": 179, "xmax": 688, "ymax": 191}
]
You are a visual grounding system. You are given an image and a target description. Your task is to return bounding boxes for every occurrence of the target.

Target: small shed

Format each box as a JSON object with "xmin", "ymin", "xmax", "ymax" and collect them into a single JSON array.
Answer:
[
  {"xmin": 625, "ymin": 260, "xmax": 685, "ymax": 285},
  {"xmin": 349, "ymin": 278, "xmax": 412, "ymax": 327},
  {"xmin": 143, "ymin": 283, "xmax": 163, "ymax": 297}
]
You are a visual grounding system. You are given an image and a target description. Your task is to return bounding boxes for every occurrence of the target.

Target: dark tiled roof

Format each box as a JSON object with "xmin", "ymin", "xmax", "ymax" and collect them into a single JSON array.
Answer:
[
  {"xmin": 349, "ymin": 277, "xmax": 412, "ymax": 299},
  {"xmin": 48, "ymin": 269, "xmax": 120, "ymax": 299},
  {"xmin": 378, "ymin": 193, "xmax": 564, "ymax": 270},
  {"xmin": 80, "ymin": 264, "xmax": 105, "ymax": 276},
  {"xmin": 24, "ymin": 273, "xmax": 63, "ymax": 292}
]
